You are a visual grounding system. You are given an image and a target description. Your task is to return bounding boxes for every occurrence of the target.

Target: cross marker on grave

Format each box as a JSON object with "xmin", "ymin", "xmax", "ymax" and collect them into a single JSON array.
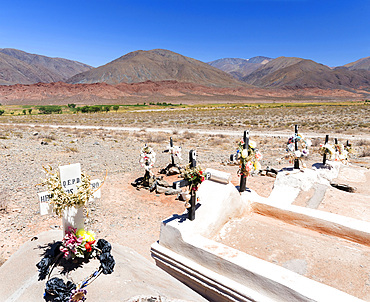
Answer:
[
  {"xmin": 322, "ymin": 134, "xmax": 329, "ymax": 165},
  {"xmin": 172, "ymin": 149, "xmax": 197, "ymax": 221},
  {"xmin": 294, "ymin": 125, "xmax": 300, "ymax": 169},
  {"xmin": 170, "ymin": 137, "xmax": 175, "ymax": 166},
  {"xmin": 239, "ymin": 130, "xmax": 249, "ymax": 192}
]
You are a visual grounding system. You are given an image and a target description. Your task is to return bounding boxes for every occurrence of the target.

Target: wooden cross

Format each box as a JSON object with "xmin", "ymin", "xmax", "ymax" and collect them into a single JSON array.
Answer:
[
  {"xmin": 170, "ymin": 137, "xmax": 175, "ymax": 166},
  {"xmin": 172, "ymin": 149, "xmax": 197, "ymax": 221},
  {"xmin": 322, "ymin": 134, "xmax": 329, "ymax": 165},
  {"xmin": 294, "ymin": 125, "xmax": 300, "ymax": 169},
  {"xmin": 239, "ymin": 130, "xmax": 249, "ymax": 192}
]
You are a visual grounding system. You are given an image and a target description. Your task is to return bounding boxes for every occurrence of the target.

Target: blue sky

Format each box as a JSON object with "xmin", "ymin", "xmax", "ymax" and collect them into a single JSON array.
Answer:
[{"xmin": 0, "ymin": 0, "xmax": 369, "ymax": 67}]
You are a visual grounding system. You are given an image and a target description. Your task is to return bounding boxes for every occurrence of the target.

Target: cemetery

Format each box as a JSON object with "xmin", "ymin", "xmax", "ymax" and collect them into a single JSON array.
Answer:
[{"xmin": 0, "ymin": 123, "xmax": 369, "ymax": 301}]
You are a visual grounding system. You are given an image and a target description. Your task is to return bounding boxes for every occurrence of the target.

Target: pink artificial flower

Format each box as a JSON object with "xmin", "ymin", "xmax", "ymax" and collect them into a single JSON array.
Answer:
[
  {"xmin": 255, "ymin": 151, "xmax": 263, "ymax": 161},
  {"xmin": 245, "ymin": 162, "xmax": 253, "ymax": 172}
]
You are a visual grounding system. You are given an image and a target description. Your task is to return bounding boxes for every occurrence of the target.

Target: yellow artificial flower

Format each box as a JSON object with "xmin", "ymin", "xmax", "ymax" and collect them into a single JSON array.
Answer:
[
  {"xmin": 249, "ymin": 140, "xmax": 256, "ymax": 149},
  {"xmin": 76, "ymin": 229, "xmax": 95, "ymax": 242}
]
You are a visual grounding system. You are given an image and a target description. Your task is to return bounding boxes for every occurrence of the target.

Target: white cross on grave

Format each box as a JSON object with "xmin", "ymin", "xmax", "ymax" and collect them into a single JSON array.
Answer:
[{"xmin": 37, "ymin": 163, "xmax": 102, "ymax": 235}]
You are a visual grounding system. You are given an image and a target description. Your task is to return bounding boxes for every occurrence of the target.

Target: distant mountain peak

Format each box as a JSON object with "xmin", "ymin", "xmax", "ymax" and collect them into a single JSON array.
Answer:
[
  {"xmin": 0, "ymin": 48, "xmax": 92, "ymax": 85},
  {"xmin": 67, "ymin": 48, "xmax": 246, "ymax": 87}
]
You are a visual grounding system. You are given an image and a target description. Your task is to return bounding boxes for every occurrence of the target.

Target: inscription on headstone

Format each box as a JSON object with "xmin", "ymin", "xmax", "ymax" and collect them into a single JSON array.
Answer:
[
  {"xmin": 38, "ymin": 192, "xmax": 53, "ymax": 215},
  {"xmin": 59, "ymin": 163, "xmax": 81, "ymax": 194}
]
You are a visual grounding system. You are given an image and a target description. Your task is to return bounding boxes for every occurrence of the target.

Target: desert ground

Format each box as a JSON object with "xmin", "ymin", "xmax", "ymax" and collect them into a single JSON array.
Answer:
[{"xmin": 1, "ymin": 103, "xmax": 369, "ymax": 270}]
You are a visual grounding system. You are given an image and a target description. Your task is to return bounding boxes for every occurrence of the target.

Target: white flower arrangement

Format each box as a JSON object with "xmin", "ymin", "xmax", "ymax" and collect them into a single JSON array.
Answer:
[
  {"xmin": 140, "ymin": 145, "xmax": 156, "ymax": 171},
  {"xmin": 319, "ymin": 142, "xmax": 352, "ymax": 163},
  {"xmin": 279, "ymin": 134, "xmax": 312, "ymax": 168},
  {"xmin": 237, "ymin": 139, "xmax": 263, "ymax": 176},
  {"xmin": 168, "ymin": 145, "xmax": 182, "ymax": 160}
]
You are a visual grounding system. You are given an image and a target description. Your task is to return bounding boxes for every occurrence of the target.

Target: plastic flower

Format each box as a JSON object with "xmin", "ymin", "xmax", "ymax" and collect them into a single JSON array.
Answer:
[
  {"xmin": 255, "ymin": 151, "xmax": 263, "ymax": 161},
  {"xmin": 245, "ymin": 162, "xmax": 253, "ymax": 172},
  {"xmin": 76, "ymin": 229, "xmax": 95, "ymax": 242},
  {"xmin": 249, "ymin": 140, "xmax": 256, "ymax": 149},
  {"xmin": 241, "ymin": 149, "xmax": 249, "ymax": 158}
]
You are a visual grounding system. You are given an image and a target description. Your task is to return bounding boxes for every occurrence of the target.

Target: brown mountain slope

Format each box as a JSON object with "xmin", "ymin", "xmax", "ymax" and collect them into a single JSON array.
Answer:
[
  {"xmin": 0, "ymin": 80, "xmax": 365, "ymax": 105},
  {"xmin": 242, "ymin": 57, "xmax": 370, "ymax": 89},
  {"xmin": 344, "ymin": 57, "xmax": 370, "ymax": 71},
  {"xmin": 0, "ymin": 52, "xmax": 63, "ymax": 84},
  {"xmin": 0, "ymin": 48, "xmax": 93, "ymax": 84},
  {"xmin": 67, "ymin": 49, "xmax": 246, "ymax": 87},
  {"xmin": 208, "ymin": 56, "xmax": 273, "ymax": 80}
]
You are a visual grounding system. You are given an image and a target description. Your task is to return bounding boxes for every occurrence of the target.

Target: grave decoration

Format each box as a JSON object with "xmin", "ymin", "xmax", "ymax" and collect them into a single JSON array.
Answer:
[
  {"xmin": 36, "ymin": 233, "xmax": 115, "ymax": 302},
  {"xmin": 237, "ymin": 130, "xmax": 263, "ymax": 192},
  {"xmin": 36, "ymin": 164, "xmax": 113, "ymax": 302},
  {"xmin": 319, "ymin": 138, "xmax": 353, "ymax": 164},
  {"xmin": 279, "ymin": 125, "xmax": 311, "ymax": 169},
  {"xmin": 173, "ymin": 150, "xmax": 204, "ymax": 220},
  {"xmin": 40, "ymin": 165, "xmax": 92, "ymax": 217},
  {"xmin": 133, "ymin": 144, "xmax": 157, "ymax": 188},
  {"xmin": 160, "ymin": 137, "xmax": 183, "ymax": 175}
]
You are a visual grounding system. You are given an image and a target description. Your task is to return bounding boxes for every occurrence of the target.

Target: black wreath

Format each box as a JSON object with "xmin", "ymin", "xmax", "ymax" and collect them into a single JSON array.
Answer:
[{"xmin": 36, "ymin": 239, "xmax": 115, "ymax": 302}]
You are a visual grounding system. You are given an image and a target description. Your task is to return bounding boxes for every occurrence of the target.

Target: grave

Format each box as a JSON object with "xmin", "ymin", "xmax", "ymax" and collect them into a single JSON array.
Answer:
[
  {"xmin": 160, "ymin": 137, "xmax": 183, "ymax": 175},
  {"xmin": 152, "ymin": 162, "xmax": 370, "ymax": 301}
]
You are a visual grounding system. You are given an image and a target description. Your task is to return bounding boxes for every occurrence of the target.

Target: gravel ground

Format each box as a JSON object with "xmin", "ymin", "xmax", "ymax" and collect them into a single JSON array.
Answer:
[{"xmin": 0, "ymin": 123, "xmax": 369, "ymax": 266}]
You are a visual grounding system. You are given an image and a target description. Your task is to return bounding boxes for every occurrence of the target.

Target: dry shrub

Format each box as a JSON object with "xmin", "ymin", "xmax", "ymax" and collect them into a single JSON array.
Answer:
[
  {"xmin": 66, "ymin": 146, "xmax": 78, "ymax": 153},
  {"xmin": 147, "ymin": 133, "xmax": 167, "ymax": 143},
  {"xmin": 356, "ymin": 139, "xmax": 370, "ymax": 147},
  {"xmin": 358, "ymin": 147, "xmax": 370, "ymax": 158},
  {"xmin": 183, "ymin": 131, "xmax": 195, "ymax": 140},
  {"xmin": 310, "ymin": 137, "xmax": 321, "ymax": 147}
]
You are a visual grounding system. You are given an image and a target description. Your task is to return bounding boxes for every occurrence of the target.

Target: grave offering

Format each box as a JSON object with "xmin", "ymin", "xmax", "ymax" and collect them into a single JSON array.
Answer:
[
  {"xmin": 319, "ymin": 138, "xmax": 353, "ymax": 164},
  {"xmin": 236, "ymin": 130, "xmax": 263, "ymax": 192},
  {"xmin": 160, "ymin": 137, "xmax": 183, "ymax": 175},
  {"xmin": 173, "ymin": 150, "xmax": 203, "ymax": 220},
  {"xmin": 36, "ymin": 164, "xmax": 114, "ymax": 302},
  {"xmin": 132, "ymin": 144, "xmax": 157, "ymax": 188},
  {"xmin": 39, "ymin": 164, "xmax": 99, "ymax": 234},
  {"xmin": 279, "ymin": 125, "xmax": 311, "ymax": 169}
]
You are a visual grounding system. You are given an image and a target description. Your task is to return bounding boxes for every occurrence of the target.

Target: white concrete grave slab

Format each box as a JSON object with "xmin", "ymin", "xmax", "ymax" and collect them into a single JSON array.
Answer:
[{"xmin": 152, "ymin": 167, "xmax": 366, "ymax": 302}]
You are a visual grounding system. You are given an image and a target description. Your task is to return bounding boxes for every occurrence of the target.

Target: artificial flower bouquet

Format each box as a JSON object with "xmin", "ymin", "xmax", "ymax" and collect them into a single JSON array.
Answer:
[
  {"xmin": 237, "ymin": 139, "xmax": 263, "ymax": 177},
  {"xmin": 319, "ymin": 141, "xmax": 353, "ymax": 163},
  {"xmin": 182, "ymin": 165, "xmax": 205, "ymax": 192},
  {"xmin": 140, "ymin": 144, "xmax": 156, "ymax": 171},
  {"xmin": 280, "ymin": 134, "xmax": 311, "ymax": 168},
  {"xmin": 60, "ymin": 227, "xmax": 97, "ymax": 259}
]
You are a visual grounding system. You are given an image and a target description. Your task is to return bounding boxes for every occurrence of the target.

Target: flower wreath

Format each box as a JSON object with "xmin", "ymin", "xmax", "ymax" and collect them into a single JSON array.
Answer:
[
  {"xmin": 168, "ymin": 145, "xmax": 182, "ymax": 160},
  {"xmin": 36, "ymin": 228, "xmax": 115, "ymax": 302},
  {"xmin": 140, "ymin": 145, "xmax": 156, "ymax": 172},
  {"xmin": 319, "ymin": 142, "xmax": 353, "ymax": 163},
  {"xmin": 40, "ymin": 166, "xmax": 98, "ymax": 217},
  {"xmin": 279, "ymin": 134, "xmax": 311, "ymax": 168},
  {"xmin": 237, "ymin": 139, "xmax": 263, "ymax": 177},
  {"xmin": 181, "ymin": 165, "xmax": 205, "ymax": 192}
]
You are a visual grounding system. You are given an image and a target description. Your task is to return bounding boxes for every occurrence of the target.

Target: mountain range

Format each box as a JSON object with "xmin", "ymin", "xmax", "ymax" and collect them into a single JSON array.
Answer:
[
  {"xmin": 67, "ymin": 49, "xmax": 244, "ymax": 87},
  {"xmin": 0, "ymin": 48, "xmax": 92, "ymax": 85},
  {"xmin": 0, "ymin": 48, "xmax": 369, "ymax": 104},
  {"xmin": 207, "ymin": 56, "xmax": 273, "ymax": 80}
]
